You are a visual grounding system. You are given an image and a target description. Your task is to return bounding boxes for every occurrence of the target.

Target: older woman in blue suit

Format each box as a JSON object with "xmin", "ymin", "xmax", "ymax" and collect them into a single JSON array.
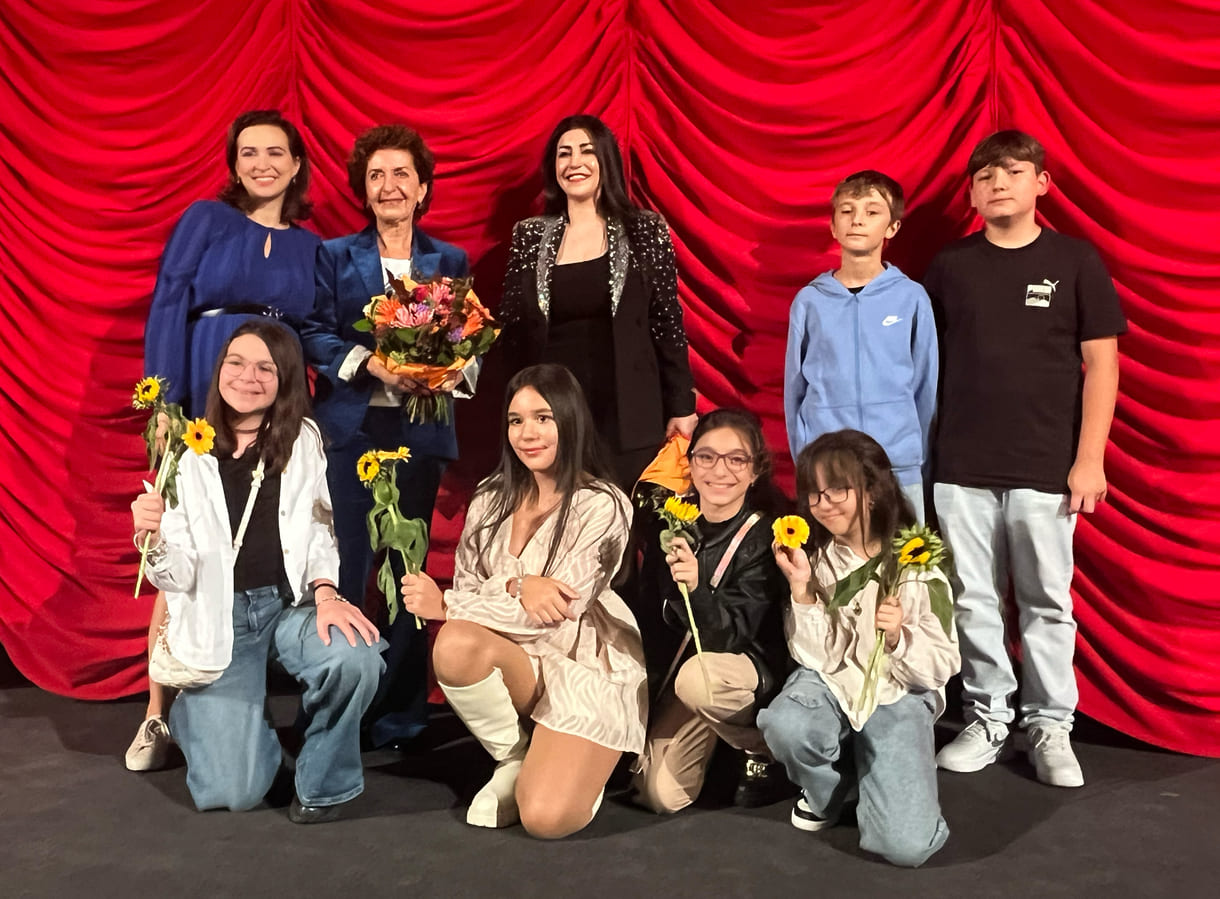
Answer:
[{"xmin": 301, "ymin": 124, "xmax": 469, "ymax": 748}]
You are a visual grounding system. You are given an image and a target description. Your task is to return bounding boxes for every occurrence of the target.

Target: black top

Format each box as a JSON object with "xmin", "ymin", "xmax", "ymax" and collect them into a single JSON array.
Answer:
[
  {"xmin": 219, "ymin": 449, "xmax": 286, "ymax": 592},
  {"xmin": 498, "ymin": 212, "xmax": 696, "ymax": 452},
  {"xmin": 643, "ymin": 502, "xmax": 788, "ymax": 701},
  {"xmin": 924, "ymin": 229, "xmax": 1127, "ymax": 493},
  {"xmin": 543, "ymin": 254, "xmax": 617, "ymax": 438}
]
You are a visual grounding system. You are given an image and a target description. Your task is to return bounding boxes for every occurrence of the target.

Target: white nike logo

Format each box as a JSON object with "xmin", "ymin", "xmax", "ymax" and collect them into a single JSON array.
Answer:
[{"xmin": 881, "ymin": 315, "xmax": 901, "ymax": 327}]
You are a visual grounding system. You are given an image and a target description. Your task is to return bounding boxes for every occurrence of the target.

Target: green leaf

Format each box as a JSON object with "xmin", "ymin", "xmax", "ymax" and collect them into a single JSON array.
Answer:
[
  {"xmin": 161, "ymin": 453, "xmax": 183, "ymax": 509},
  {"xmin": 927, "ymin": 579, "xmax": 955, "ymax": 638},
  {"xmin": 352, "ymin": 319, "xmax": 372, "ymax": 332},
  {"xmin": 827, "ymin": 555, "xmax": 882, "ymax": 613},
  {"xmin": 366, "ymin": 506, "xmax": 384, "ymax": 551},
  {"xmin": 372, "ymin": 478, "xmax": 398, "ymax": 508},
  {"xmin": 377, "ymin": 558, "xmax": 399, "ymax": 625}
]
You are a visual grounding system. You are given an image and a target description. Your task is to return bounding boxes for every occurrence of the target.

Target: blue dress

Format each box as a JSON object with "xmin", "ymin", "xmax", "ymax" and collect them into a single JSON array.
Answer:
[{"xmin": 145, "ymin": 200, "xmax": 321, "ymax": 414}]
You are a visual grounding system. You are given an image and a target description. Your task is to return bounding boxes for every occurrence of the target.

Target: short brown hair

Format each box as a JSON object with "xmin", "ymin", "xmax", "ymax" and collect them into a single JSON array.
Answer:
[
  {"xmin": 346, "ymin": 124, "xmax": 435, "ymax": 218},
  {"xmin": 967, "ymin": 130, "xmax": 1045, "ymax": 178},
  {"xmin": 831, "ymin": 170, "xmax": 905, "ymax": 222}
]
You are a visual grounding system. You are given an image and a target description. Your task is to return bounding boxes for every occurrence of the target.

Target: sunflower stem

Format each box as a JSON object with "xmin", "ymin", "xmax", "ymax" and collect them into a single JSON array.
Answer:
[{"xmin": 678, "ymin": 583, "xmax": 714, "ymax": 705}]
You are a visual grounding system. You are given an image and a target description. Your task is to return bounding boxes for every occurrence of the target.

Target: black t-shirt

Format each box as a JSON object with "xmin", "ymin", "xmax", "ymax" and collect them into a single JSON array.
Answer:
[
  {"xmin": 924, "ymin": 229, "xmax": 1127, "ymax": 493},
  {"xmin": 218, "ymin": 450, "xmax": 286, "ymax": 592}
]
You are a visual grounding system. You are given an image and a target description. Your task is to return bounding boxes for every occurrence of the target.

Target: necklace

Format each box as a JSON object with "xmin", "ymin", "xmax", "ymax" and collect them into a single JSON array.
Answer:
[{"xmin": 233, "ymin": 424, "xmax": 262, "ymax": 434}]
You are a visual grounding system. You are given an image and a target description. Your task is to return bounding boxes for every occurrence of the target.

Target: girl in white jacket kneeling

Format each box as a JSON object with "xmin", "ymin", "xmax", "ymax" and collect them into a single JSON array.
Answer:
[{"xmin": 131, "ymin": 321, "xmax": 383, "ymax": 822}]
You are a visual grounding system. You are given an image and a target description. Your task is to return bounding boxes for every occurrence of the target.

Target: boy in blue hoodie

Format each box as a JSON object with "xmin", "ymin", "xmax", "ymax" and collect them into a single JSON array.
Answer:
[{"xmin": 784, "ymin": 171, "xmax": 938, "ymax": 518}]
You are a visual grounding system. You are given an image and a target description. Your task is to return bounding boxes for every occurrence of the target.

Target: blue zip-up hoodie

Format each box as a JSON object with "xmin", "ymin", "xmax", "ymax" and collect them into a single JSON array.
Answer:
[{"xmin": 784, "ymin": 264, "xmax": 938, "ymax": 486}]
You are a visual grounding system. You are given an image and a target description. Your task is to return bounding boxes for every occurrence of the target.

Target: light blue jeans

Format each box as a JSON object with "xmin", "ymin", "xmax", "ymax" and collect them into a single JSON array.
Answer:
[
  {"xmin": 933, "ymin": 483, "xmax": 1078, "ymax": 730},
  {"xmin": 170, "ymin": 584, "xmax": 384, "ymax": 811},
  {"xmin": 758, "ymin": 668, "xmax": 949, "ymax": 868},
  {"xmin": 901, "ymin": 480, "xmax": 925, "ymax": 522}
]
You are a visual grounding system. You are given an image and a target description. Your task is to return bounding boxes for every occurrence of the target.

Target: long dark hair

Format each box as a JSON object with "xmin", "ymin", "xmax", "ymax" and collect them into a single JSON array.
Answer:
[
  {"xmin": 217, "ymin": 109, "xmax": 312, "ymax": 222},
  {"xmin": 463, "ymin": 364, "xmax": 620, "ymax": 578},
  {"xmin": 793, "ymin": 429, "xmax": 915, "ymax": 600},
  {"xmin": 688, "ymin": 408, "xmax": 788, "ymax": 517},
  {"xmin": 541, "ymin": 114, "xmax": 637, "ymax": 221},
  {"xmin": 204, "ymin": 321, "xmax": 313, "ymax": 474}
]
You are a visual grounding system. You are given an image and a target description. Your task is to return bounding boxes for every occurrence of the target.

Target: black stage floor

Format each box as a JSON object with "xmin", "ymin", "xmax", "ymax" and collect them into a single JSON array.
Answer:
[{"xmin": 3, "ymin": 653, "xmax": 1217, "ymax": 899}]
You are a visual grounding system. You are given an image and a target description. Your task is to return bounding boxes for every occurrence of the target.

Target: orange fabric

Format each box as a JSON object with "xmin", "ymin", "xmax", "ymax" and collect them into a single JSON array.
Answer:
[{"xmin": 636, "ymin": 435, "xmax": 691, "ymax": 496}]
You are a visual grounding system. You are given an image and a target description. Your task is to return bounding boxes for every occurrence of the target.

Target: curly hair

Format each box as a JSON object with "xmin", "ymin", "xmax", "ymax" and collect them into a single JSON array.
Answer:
[{"xmin": 346, "ymin": 124, "xmax": 436, "ymax": 218}]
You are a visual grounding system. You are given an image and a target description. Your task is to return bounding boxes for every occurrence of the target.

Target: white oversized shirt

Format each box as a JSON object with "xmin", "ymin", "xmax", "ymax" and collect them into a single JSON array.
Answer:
[{"xmin": 147, "ymin": 421, "xmax": 339, "ymax": 672}]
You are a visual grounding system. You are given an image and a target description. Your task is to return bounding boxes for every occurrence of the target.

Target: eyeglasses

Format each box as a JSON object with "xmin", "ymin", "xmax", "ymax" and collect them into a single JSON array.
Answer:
[
  {"xmin": 808, "ymin": 486, "xmax": 851, "ymax": 507},
  {"xmin": 222, "ymin": 357, "xmax": 278, "ymax": 383},
  {"xmin": 690, "ymin": 449, "xmax": 754, "ymax": 473}
]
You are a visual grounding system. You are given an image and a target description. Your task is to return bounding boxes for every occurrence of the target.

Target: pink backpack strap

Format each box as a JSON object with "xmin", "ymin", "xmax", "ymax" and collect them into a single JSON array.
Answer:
[{"xmin": 709, "ymin": 512, "xmax": 762, "ymax": 590}]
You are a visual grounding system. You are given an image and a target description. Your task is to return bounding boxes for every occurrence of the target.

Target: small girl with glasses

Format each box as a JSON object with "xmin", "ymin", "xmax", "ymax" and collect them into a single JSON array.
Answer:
[
  {"xmin": 633, "ymin": 409, "xmax": 790, "ymax": 813},
  {"xmin": 757, "ymin": 429, "xmax": 958, "ymax": 866}
]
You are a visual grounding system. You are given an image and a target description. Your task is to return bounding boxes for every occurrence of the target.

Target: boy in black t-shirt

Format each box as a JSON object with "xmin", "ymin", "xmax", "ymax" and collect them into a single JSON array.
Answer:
[{"xmin": 924, "ymin": 131, "xmax": 1126, "ymax": 788}]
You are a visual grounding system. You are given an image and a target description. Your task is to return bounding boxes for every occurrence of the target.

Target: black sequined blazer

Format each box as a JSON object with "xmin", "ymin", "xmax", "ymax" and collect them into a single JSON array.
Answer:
[{"xmin": 498, "ymin": 211, "xmax": 697, "ymax": 450}]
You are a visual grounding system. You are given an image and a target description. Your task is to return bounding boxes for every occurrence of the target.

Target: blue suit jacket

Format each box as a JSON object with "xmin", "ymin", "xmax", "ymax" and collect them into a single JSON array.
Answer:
[{"xmin": 301, "ymin": 224, "xmax": 470, "ymax": 457}]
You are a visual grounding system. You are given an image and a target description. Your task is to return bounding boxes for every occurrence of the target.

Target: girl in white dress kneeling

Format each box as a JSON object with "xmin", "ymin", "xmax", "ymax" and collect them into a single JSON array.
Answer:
[{"xmin": 400, "ymin": 363, "xmax": 645, "ymax": 839}]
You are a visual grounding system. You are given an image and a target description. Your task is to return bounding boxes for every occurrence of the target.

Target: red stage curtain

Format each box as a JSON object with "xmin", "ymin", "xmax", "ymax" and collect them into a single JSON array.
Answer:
[{"xmin": 1, "ymin": 1, "xmax": 1217, "ymax": 755}]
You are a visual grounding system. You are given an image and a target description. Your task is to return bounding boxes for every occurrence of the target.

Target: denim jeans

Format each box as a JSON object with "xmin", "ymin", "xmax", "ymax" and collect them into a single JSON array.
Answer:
[
  {"xmin": 758, "ymin": 668, "xmax": 949, "ymax": 868},
  {"xmin": 901, "ymin": 480, "xmax": 925, "ymax": 522},
  {"xmin": 170, "ymin": 584, "xmax": 384, "ymax": 811},
  {"xmin": 932, "ymin": 483, "xmax": 1078, "ymax": 730}
]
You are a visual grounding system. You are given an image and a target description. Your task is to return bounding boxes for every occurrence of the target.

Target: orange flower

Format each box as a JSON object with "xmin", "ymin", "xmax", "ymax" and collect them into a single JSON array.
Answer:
[
  {"xmin": 459, "ymin": 297, "xmax": 485, "ymax": 338},
  {"xmin": 373, "ymin": 298, "xmax": 404, "ymax": 328}
]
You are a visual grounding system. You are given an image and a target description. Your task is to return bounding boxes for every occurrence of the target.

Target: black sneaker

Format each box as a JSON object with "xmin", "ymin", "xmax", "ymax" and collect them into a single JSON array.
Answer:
[
  {"xmin": 733, "ymin": 753, "xmax": 796, "ymax": 808},
  {"xmin": 790, "ymin": 796, "xmax": 838, "ymax": 832}
]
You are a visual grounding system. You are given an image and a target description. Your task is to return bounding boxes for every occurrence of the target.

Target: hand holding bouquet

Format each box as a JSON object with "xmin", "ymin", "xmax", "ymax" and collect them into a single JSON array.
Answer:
[
  {"xmin": 827, "ymin": 524, "xmax": 953, "ymax": 721},
  {"xmin": 354, "ymin": 273, "xmax": 499, "ymax": 423},
  {"xmin": 131, "ymin": 377, "xmax": 214, "ymax": 596},
  {"xmin": 357, "ymin": 447, "xmax": 427, "ymax": 627}
]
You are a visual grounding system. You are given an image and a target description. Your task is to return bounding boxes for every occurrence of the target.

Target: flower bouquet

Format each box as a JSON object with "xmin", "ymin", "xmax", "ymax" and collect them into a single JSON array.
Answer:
[
  {"xmin": 826, "ymin": 524, "xmax": 953, "ymax": 718},
  {"xmin": 131, "ymin": 376, "xmax": 215, "ymax": 596},
  {"xmin": 357, "ymin": 446, "xmax": 427, "ymax": 627},
  {"xmin": 353, "ymin": 273, "xmax": 499, "ymax": 424}
]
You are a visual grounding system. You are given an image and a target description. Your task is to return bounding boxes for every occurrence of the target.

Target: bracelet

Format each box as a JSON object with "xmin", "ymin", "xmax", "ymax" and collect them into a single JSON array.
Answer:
[
  {"xmin": 314, "ymin": 586, "xmax": 348, "ymax": 604},
  {"xmin": 512, "ymin": 575, "xmax": 524, "ymax": 601},
  {"xmin": 133, "ymin": 532, "xmax": 166, "ymax": 563}
]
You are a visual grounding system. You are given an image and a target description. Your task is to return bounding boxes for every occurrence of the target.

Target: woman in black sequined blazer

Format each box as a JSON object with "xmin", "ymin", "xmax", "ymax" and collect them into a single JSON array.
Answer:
[{"xmin": 498, "ymin": 114, "xmax": 697, "ymax": 489}]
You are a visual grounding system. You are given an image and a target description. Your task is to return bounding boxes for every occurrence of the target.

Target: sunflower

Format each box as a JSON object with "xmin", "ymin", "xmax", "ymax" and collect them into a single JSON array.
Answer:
[
  {"xmin": 132, "ymin": 376, "xmax": 162, "ymax": 409},
  {"xmin": 182, "ymin": 418, "xmax": 215, "ymax": 455},
  {"xmin": 892, "ymin": 525, "xmax": 945, "ymax": 570},
  {"xmin": 357, "ymin": 451, "xmax": 381, "ymax": 483},
  {"xmin": 374, "ymin": 446, "xmax": 412, "ymax": 463},
  {"xmin": 663, "ymin": 495, "xmax": 700, "ymax": 523},
  {"xmin": 772, "ymin": 515, "xmax": 811, "ymax": 549}
]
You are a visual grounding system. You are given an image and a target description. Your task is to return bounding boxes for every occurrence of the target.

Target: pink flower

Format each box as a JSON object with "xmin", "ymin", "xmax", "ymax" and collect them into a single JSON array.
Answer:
[
  {"xmin": 429, "ymin": 282, "xmax": 455, "ymax": 308},
  {"xmin": 405, "ymin": 302, "xmax": 434, "ymax": 327}
]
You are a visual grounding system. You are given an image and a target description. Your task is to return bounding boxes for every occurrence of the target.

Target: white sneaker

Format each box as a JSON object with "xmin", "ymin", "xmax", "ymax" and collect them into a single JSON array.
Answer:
[
  {"xmin": 790, "ymin": 796, "xmax": 838, "ymax": 832},
  {"xmin": 125, "ymin": 716, "xmax": 171, "ymax": 772},
  {"xmin": 1028, "ymin": 724, "xmax": 1084, "ymax": 788},
  {"xmin": 936, "ymin": 720, "xmax": 1009, "ymax": 772}
]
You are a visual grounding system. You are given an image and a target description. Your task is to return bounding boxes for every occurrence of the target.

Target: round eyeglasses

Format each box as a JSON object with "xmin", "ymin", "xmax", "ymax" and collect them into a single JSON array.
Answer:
[
  {"xmin": 222, "ymin": 357, "xmax": 278, "ymax": 383},
  {"xmin": 808, "ymin": 486, "xmax": 850, "ymax": 507},
  {"xmin": 690, "ymin": 449, "xmax": 754, "ymax": 473}
]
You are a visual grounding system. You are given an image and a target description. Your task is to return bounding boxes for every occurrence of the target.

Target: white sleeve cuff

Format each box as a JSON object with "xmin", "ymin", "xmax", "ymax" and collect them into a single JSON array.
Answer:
[{"xmin": 338, "ymin": 345, "xmax": 373, "ymax": 382}]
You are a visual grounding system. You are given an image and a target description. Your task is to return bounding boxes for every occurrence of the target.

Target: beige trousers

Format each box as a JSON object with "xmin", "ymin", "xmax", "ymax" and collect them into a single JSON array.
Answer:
[{"xmin": 633, "ymin": 652, "xmax": 769, "ymax": 813}]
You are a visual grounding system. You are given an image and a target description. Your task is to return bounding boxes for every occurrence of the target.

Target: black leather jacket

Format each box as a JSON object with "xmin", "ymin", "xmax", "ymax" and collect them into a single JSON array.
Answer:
[{"xmin": 651, "ymin": 503, "xmax": 789, "ymax": 702}]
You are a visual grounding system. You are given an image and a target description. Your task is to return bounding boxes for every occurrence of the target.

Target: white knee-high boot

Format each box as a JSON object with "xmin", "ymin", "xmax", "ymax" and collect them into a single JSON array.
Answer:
[{"xmin": 441, "ymin": 668, "xmax": 530, "ymax": 828}]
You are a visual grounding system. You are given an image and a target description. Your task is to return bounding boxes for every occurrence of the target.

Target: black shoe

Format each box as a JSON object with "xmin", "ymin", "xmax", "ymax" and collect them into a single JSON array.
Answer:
[
  {"xmin": 734, "ymin": 754, "xmax": 796, "ymax": 808},
  {"xmin": 288, "ymin": 796, "xmax": 348, "ymax": 825}
]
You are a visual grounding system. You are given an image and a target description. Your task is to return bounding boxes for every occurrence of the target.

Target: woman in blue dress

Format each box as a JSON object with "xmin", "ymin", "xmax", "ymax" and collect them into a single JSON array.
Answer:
[{"xmin": 128, "ymin": 110, "xmax": 320, "ymax": 771}]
